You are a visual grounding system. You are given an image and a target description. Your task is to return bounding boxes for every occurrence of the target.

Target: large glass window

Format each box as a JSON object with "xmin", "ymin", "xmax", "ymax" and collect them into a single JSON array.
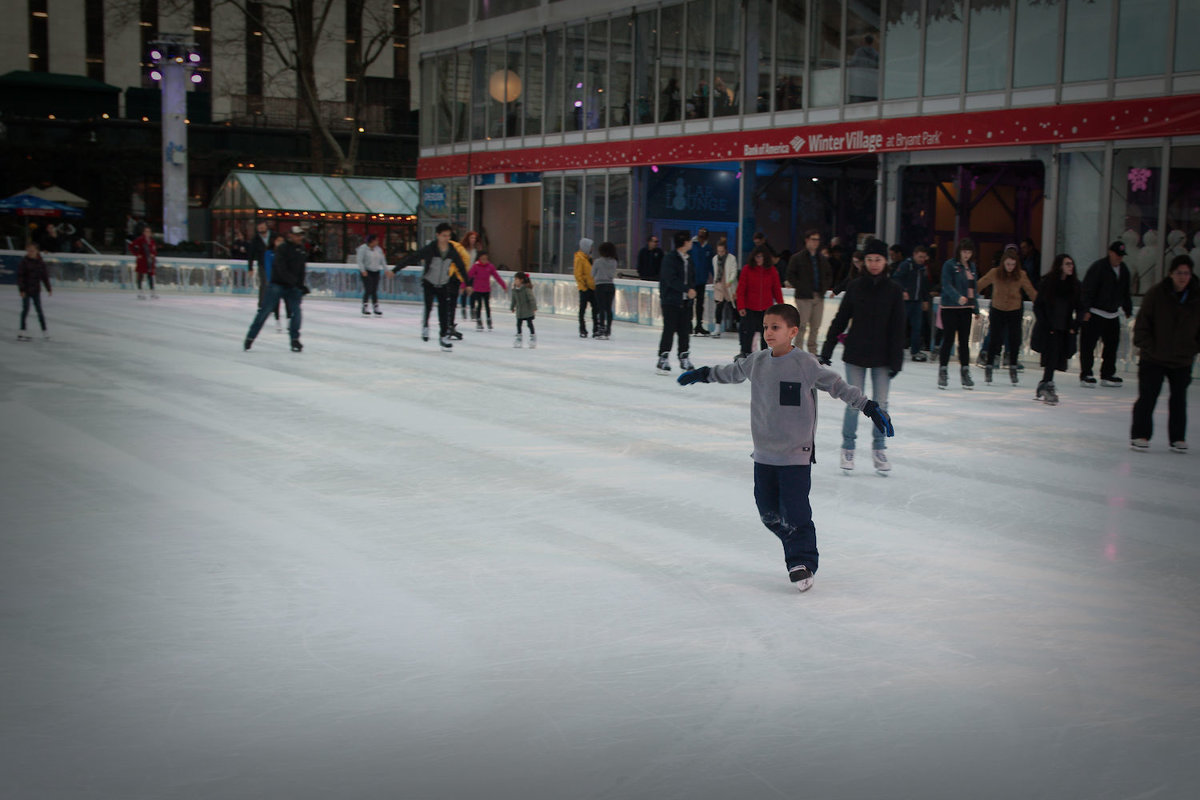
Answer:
[
  {"xmin": 525, "ymin": 33, "xmax": 544, "ymax": 136},
  {"xmin": 924, "ymin": 0, "xmax": 964, "ymax": 96},
  {"xmin": 565, "ymin": 24, "xmax": 586, "ymax": 132},
  {"xmin": 712, "ymin": 0, "xmax": 741, "ymax": 115},
  {"xmin": 485, "ymin": 41, "xmax": 508, "ymax": 139},
  {"xmin": 426, "ymin": 0, "xmax": 469, "ymax": 34},
  {"xmin": 586, "ymin": 174, "xmax": 606, "ymax": 245},
  {"xmin": 633, "ymin": 10, "xmax": 657, "ymax": 124},
  {"xmin": 1063, "ymin": 0, "xmax": 1112, "ymax": 83},
  {"xmin": 686, "ymin": 0, "xmax": 713, "ymax": 118},
  {"xmin": 1013, "ymin": 0, "xmax": 1060, "ymax": 88},
  {"xmin": 659, "ymin": 4, "xmax": 684, "ymax": 121},
  {"xmin": 1178, "ymin": 0, "xmax": 1200, "ymax": 73},
  {"xmin": 1116, "ymin": 0, "xmax": 1168, "ymax": 77},
  {"xmin": 542, "ymin": 176, "xmax": 562, "ymax": 271},
  {"xmin": 505, "ymin": 37, "xmax": 525, "ymax": 137},
  {"xmin": 470, "ymin": 46, "xmax": 487, "ymax": 141},
  {"xmin": 562, "ymin": 176, "xmax": 582, "ymax": 272},
  {"xmin": 544, "ymin": 28, "xmax": 563, "ymax": 134},
  {"xmin": 586, "ymin": 20, "xmax": 608, "ymax": 129},
  {"xmin": 608, "ymin": 173, "xmax": 630, "ymax": 265},
  {"xmin": 967, "ymin": 0, "xmax": 1009, "ymax": 92},
  {"xmin": 754, "ymin": 0, "xmax": 775, "ymax": 113},
  {"xmin": 883, "ymin": 0, "xmax": 921, "ymax": 99},
  {"xmin": 453, "ymin": 50, "xmax": 471, "ymax": 143},
  {"xmin": 846, "ymin": 1, "xmax": 881, "ymax": 103},
  {"xmin": 776, "ymin": 0, "xmax": 805, "ymax": 111},
  {"xmin": 610, "ymin": 15, "xmax": 633, "ymax": 126},
  {"xmin": 809, "ymin": 0, "xmax": 843, "ymax": 107},
  {"xmin": 475, "ymin": 0, "xmax": 537, "ymax": 20},
  {"xmin": 420, "ymin": 57, "xmax": 435, "ymax": 145},
  {"xmin": 1111, "ymin": 148, "xmax": 1163, "ymax": 293}
]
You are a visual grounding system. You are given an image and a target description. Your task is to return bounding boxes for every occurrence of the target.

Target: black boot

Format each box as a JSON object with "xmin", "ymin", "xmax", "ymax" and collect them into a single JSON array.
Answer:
[
  {"xmin": 961, "ymin": 365, "xmax": 974, "ymax": 389},
  {"xmin": 938, "ymin": 366, "xmax": 948, "ymax": 390}
]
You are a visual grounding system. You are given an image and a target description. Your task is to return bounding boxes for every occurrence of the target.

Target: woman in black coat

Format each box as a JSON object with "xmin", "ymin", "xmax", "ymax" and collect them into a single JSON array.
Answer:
[{"xmin": 1030, "ymin": 254, "xmax": 1082, "ymax": 405}]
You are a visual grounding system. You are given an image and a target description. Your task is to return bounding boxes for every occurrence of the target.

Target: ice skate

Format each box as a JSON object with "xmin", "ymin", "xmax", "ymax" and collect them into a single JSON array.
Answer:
[
  {"xmin": 912, "ymin": 351, "xmax": 928, "ymax": 362},
  {"xmin": 150, "ymin": 292, "xmax": 158, "ymax": 300},
  {"xmin": 290, "ymin": 339, "xmax": 302, "ymax": 352},
  {"xmin": 439, "ymin": 335, "xmax": 454, "ymax": 351},
  {"xmin": 513, "ymin": 333, "xmax": 523, "ymax": 348},
  {"xmin": 450, "ymin": 326, "xmax": 463, "ymax": 340},
  {"xmin": 41, "ymin": 331, "xmax": 49, "ymax": 340},
  {"xmin": 362, "ymin": 303, "xmax": 371, "ymax": 316},
  {"xmin": 960, "ymin": 365, "xmax": 974, "ymax": 389},
  {"xmin": 17, "ymin": 332, "xmax": 31, "ymax": 342},
  {"xmin": 243, "ymin": 338, "xmax": 253, "ymax": 351},
  {"xmin": 275, "ymin": 319, "xmax": 283, "ymax": 332},
  {"xmin": 486, "ymin": 319, "xmax": 493, "ymax": 330},
  {"xmin": 579, "ymin": 329, "xmax": 589, "ymax": 339},
  {"xmin": 872, "ymin": 450, "xmax": 891, "ymax": 475},
  {"xmin": 421, "ymin": 325, "xmax": 429, "ymax": 342},
  {"xmin": 693, "ymin": 326, "xmax": 710, "ymax": 337},
  {"xmin": 984, "ymin": 361, "xmax": 993, "ymax": 384},
  {"xmin": 679, "ymin": 352, "xmax": 695, "ymax": 371},
  {"xmin": 656, "ymin": 353, "xmax": 671, "ymax": 374},
  {"xmin": 373, "ymin": 303, "xmax": 382, "ymax": 316},
  {"xmin": 137, "ymin": 292, "xmax": 146, "ymax": 300},
  {"xmin": 1041, "ymin": 382, "xmax": 1059, "ymax": 405},
  {"xmin": 1170, "ymin": 441, "xmax": 1188, "ymax": 454},
  {"xmin": 476, "ymin": 319, "xmax": 484, "ymax": 331},
  {"xmin": 1101, "ymin": 376, "xmax": 1124, "ymax": 388},
  {"xmin": 788, "ymin": 565, "xmax": 814, "ymax": 593},
  {"xmin": 938, "ymin": 366, "xmax": 948, "ymax": 390},
  {"xmin": 839, "ymin": 449, "xmax": 854, "ymax": 471},
  {"xmin": 528, "ymin": 334, "xmax": 537, "ymax": 348},
  {"xmin": 1130, "ymin": 438, "xmax": 1149, "ymax": 451},
  {"xmin": 1009, "ymin": 365, "xmax": 1019, "ymax": 384},
  {"xmin": 1080, "ymin": 375, "xmax": 1097, "ymax": 387}
]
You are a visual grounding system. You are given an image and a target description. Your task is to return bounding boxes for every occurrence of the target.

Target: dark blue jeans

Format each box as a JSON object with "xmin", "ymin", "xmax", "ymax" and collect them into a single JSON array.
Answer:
[
  {"xmin": 753, "ymin": 462, "xmax": 818, "ymax": 573},
  {"xmin": 247, "ymin": 284, "xmax": 301, "ymax": 341},
  {"xmin": 904, "ymin": 300, "xmax": 924, "ymax": 354},
  {"xmin": 20, "ymin": 294, "xmax": 46, "ymax": 331}
]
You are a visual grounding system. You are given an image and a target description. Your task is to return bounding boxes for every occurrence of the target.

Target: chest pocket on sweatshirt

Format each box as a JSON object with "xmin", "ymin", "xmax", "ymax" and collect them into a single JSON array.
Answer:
[{"xmin": 779, "ymin": 381, "xmax": 805, "ymax": 406}]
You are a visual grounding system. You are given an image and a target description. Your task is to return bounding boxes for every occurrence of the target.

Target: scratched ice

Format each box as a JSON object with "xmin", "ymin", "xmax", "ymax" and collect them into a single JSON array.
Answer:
[{"xmin": 1, "ymin": 291, "xmax": 1198, "ymax": 800}]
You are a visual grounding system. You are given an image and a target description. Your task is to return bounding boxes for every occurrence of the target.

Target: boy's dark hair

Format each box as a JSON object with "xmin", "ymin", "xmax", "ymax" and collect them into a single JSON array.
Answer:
[
  {"xmin": 1169, "ymin": 254, "xmax": 1194, "ymax": 272},
  {"xmin": 889, "ymin": 244, "xmax": 904, "ymax": 257},
  {"xmin": 764, "ymin": 303, "xmax": 800, "ymax": 328},
  {"xmin": 598, "ymin": 241, "xmax": 617, "ymax": 259},
  {"xmin": 804, "ymin": 228, "xmax": 821, "ymax": 240},
  {"xmin": 913, "ymin": 244, "xmax": 929, "ymax": 255},
  {"xmin": 435, "ymin": 222, "xmax": 453, "ymax": 234},
  {"xmin": 673, "ymin": 230, "xmax": 691, "ymax": 249}
]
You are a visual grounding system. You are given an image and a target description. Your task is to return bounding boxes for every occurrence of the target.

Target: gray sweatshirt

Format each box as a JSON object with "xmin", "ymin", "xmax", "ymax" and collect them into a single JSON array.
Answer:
[
  {"xmin": 591, "ymin": 256, "xmax": 618, "ymax": 285},
  {"xmin": 706, "ymin": 347, "xmax": 868, "ymax": 465}
]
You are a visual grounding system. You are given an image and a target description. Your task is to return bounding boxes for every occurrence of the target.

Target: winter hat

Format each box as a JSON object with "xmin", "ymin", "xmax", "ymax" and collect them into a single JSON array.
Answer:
[
  {"xmin": 579, "ymin": 238, "xmax": 594, "ymax": 255},
  {"xmin": 861, "ymin": 238, "xmax": 888, "ymax": 258},
  {"xmin": 1109, "ymin": 241, "xmax": 1127, "ymax": 256}
]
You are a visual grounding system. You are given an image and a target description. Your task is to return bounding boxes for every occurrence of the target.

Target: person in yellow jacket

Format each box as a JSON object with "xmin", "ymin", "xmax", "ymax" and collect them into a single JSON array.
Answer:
[{"xmin": 574, "ymin": 238, "xmax": 597, "ymax": 338}]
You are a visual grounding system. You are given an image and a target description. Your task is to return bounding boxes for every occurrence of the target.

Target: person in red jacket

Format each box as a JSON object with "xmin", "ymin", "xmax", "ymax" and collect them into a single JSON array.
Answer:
[
  {"xmin": 128, "ymin": 224, "xmax": 158, "ymax": 299},
  {"xmin": 17, "ymin": 241, "xmax": 52, "ymax": 341},
  {"xmin": 735, "ymin": 245, "xmax": 784, "ymax": 360}
]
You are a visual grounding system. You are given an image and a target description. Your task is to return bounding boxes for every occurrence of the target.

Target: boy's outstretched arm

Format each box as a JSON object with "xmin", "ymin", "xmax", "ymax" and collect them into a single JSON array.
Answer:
[{"xmin": 677, "ymin": 366, "xmax": 711, "ymax": 385}]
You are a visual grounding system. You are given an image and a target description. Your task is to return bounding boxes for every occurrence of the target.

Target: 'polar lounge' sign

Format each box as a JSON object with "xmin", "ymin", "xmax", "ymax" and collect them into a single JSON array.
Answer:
[{"xmin": 418, "ymin": 94, "xmax": 1200, "ymax": 179}]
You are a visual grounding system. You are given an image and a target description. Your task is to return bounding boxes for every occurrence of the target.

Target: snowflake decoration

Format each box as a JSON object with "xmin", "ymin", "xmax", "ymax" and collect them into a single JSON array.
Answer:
[{"xmin": 1128, "ymin": 168, "xmax": 1152, "ymax": 192}]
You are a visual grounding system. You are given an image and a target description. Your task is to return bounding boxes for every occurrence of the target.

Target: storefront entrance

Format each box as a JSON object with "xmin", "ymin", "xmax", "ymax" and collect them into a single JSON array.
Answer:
[
  {"xmin": 898, "ymin": 160, "xmax": 1045, "ymax": 268},
  {"xmin": 474, "ymin": 184, "xmax": 541, "ymax": 272}
]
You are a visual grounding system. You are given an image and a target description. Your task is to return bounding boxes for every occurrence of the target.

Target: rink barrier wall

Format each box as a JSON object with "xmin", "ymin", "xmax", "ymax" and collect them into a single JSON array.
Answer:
[{"xmin": 0, "ymin": 250, "xmax": 1154, "ymax": 375}]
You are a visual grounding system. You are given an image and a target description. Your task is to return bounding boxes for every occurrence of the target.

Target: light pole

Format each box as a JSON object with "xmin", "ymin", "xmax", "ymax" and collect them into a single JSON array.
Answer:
[{"xmin": 148, "ymin": 35, "xmax": 202, "ymax": 245}]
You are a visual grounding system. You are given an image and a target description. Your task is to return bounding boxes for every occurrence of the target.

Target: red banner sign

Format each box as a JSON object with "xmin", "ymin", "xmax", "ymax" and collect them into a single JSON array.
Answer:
[{"xmin": 418, "ymin": 94, "xmax": 1200, "ymax": 179}]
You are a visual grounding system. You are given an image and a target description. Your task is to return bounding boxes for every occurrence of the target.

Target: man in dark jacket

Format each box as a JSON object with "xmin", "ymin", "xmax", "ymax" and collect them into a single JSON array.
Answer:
[
  {"xmin": 892, "ymin": 245, "xmax": 932, "ymax": 361},
  {"xmin": 245, "ymin": 225, "xmax": 307, "ymax": 352},
  {"xmin": 1079, "ymin": 241, "xmax": 1134, "ymax": 387},
  {"xmin": 691, "ymin": 228, "xmax": 714, "ymax": 335},
  {"xmin": 1130, "ymin": 255, "xmax": 1200, "ymax": 452},
  {"xmin": 819, "ymin": 238, "xmax": 905, "ymax": 474},
  {"xmin": 392, "ymin": 222, "xmax": 469, "ymax": 351},
  {"xmin": 246, "ymin": 220, "xmax": 274, "ymax": 311},
  {"xmin": 656, "ymin": 230, "xmax": 696, "ymax": 374},
  {"xmin": 785, "ymin": 229, "xmax": 833, "ymax": 354},
  {"xmin": 636, "ymin": 235, "xmax": 664, "ymax": 281}
]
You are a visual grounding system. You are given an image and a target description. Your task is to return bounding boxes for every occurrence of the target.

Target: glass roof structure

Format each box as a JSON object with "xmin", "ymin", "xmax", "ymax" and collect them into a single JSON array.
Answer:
[{"xmin": 211, "ymin": 171, "xmax": 418, "ymax": 216}]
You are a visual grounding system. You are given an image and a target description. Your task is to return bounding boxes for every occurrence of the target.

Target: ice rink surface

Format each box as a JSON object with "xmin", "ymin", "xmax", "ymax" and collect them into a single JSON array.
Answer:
[{"xmin": 2, "ymin": 290, "xmax": 1198, "ymax": 800}]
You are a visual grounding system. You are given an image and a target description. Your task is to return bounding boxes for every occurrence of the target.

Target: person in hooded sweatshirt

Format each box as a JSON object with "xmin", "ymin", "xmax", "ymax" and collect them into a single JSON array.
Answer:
[
  {"xmin": 574, "ymin": 238, "xmax": 597, "ymax": 338},
  {"xmin": 591, "ymin": 241, "xmax": 619, "ymax": 339},
  {"xmin": 1130, "ymin": 254, "xmax": 1200, "ymax": 453},
  {"xmin": 818, "ymin": 237, "xmax": 905, "ymax": 475}
]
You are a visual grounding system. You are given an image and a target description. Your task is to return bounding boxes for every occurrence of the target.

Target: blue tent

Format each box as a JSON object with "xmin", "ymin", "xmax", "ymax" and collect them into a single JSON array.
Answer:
[{"xmin": 0, "ymin": 193, "xmax": 84, "ymax": 219}]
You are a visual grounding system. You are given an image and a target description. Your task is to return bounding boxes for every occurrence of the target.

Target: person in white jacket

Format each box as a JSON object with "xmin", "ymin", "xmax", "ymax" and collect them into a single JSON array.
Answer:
[
  {"xmin": 711, "ymin": 238, "xmax": 738, "ymax": 338},
  {"xmin": 356, "ymin": 234, "xmax": 388, "ymax": 316}
]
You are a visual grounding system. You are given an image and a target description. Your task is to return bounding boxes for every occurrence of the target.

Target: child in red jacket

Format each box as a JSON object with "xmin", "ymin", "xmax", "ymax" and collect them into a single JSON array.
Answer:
[
  {"xmin": 734, "ymin": 245, "xmax": 784, "ymax": 359},
  {"xmin": 466, "ymin": 251, "xmax": 508, "ymax": 331}
]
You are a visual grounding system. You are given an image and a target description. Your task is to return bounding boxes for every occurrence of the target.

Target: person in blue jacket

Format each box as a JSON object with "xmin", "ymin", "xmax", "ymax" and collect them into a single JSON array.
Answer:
[{"xmin": 938, "ymin": 237, "xmax": 980, "ymax": 390}]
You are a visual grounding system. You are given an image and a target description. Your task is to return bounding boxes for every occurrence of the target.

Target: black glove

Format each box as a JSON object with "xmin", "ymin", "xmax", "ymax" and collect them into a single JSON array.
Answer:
[
  {"xmin": 862, "ymin": 400, "xmax": 894, "ymax": 437},
  {"xmin": 818, "ymin": 354, "xmax": 832, "ymax": 366},
  {"xmin": 677, "ymin": 366, "xmax": 711, "ymax": 386}
]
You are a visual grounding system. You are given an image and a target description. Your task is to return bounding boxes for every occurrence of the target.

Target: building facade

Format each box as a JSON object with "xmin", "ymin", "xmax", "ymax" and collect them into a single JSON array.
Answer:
[{"xmin": 417, "ymin": 0, "xmax": 1200, "ymax": 289}]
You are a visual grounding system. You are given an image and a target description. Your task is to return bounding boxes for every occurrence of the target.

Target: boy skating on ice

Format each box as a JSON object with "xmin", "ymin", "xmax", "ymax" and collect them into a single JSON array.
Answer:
[{"xmin": 677, "ymin": 303, "xmax": 894, "ymax": 592}]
